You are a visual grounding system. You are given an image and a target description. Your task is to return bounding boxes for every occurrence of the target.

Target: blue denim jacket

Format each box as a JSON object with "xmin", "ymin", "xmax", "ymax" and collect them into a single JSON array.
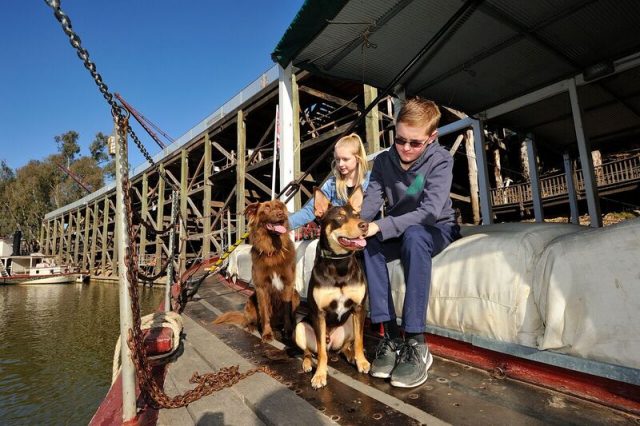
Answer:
[{"xmin": 288, "ymin": 171, "xmax": 371, "ymax": 230}]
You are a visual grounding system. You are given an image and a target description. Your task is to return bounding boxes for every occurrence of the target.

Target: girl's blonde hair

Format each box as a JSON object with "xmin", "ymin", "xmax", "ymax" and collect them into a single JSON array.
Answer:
[{"xmin": 332, "ymin": 133, "xmax": 368, "ymax": 202}]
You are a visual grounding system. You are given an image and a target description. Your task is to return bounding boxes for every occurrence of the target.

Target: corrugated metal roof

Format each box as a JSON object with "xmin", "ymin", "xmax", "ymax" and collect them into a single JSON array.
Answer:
[
  {"xmin": 272, "ymin": 0, "xmax": 640, "ymax": 150},
  {"xmin": 273, "ymin": 0, "xmax": 640, "ymax": 114}
]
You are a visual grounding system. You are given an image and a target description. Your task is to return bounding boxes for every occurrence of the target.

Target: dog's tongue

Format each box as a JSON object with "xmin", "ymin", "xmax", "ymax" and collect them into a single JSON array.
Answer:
[
  {"xmin": 267, "ymin": 223, "xmax": 287, "ymax": 234},
  {"xmin": 351, "ymin": 237, "xmax": 366, "ymax": 248}
]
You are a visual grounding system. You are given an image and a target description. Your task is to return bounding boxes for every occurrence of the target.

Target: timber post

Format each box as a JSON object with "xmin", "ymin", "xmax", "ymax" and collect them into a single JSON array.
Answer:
[
  {"xmin": 101, "ymin": 197, "xmax": 109, "ymax": 275},
  {"xmin": 155, "ymin": 163, "xmax": 166, "ymax": 274},
  {"xmin": 364, "ymin": 84, "xmax": 381, "ymax": 154},
  {"xmin": 179, "ymin": 149, "xmax": 189, "ymax": 275},
  {"xmin": 203, "ymin": 134, "xmax": 212, "ymax": 258},
  {"xmin": 90, "ymin": 201, "xmax": 99, "ymax": 274},
  {"xmin": 236, "ymin": 109, "xmax": 246, "ymax": 238},
  {"xmin": 82, "ymin": 204, "xmax": 91, "ymax": 270},
  {"xmin": 140, "ymin": 173, "xmax": 149, "ymax": 264}
]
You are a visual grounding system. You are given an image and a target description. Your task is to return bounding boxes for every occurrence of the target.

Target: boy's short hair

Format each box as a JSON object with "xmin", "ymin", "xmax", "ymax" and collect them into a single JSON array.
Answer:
[{"xmin": 397, "ymin": 97, "xmax": 441, "ymax": 136}]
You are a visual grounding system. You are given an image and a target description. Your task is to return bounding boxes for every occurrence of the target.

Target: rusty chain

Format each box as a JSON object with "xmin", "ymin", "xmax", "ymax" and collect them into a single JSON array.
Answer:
[
  {"xmin": 43, "ymin": 0, "xmax": 179, "ymax": 195},
  {"xmin": 44, "ymin": 0, "xmax": 277, "ymax": 409},
  {"xmin": 116, "ymin": 114, "xmax": 276, "ymax": 408}
]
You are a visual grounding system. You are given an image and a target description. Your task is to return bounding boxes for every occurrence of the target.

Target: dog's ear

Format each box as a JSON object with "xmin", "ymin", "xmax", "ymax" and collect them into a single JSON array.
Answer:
[
  {"xmin": 244, "ymin": 202, "xmax": 260, "ymax": 223},
  {"xmin": 313, "ymin": 187, "xmax": 331, "ymax": 219},
  {"xmin": 348, "ymin": 186, "xmax": 364, "ymax": 214}
]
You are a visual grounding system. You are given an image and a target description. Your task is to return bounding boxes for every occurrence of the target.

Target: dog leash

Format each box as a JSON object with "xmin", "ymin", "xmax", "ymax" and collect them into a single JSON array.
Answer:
[{"xmin": 205, "ymin": 231, "xmax": 250, "ymax": 273}]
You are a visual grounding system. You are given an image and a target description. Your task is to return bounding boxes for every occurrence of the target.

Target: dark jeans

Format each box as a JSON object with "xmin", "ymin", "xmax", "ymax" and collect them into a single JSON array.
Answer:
[{"xmin": 363, "ymin": 223, "xmax": 460, "ymax": 333}]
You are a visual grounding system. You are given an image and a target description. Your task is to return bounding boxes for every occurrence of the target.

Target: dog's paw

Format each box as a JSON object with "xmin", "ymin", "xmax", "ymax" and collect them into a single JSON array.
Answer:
[
  {"xmin": 311, "ymin": 371, "xmax": 327, "ymax": 389},
  {"xmin": 356, "ymin": 357, "xmax": 370, "ymax": 374},
  {"xmin": 261, "ymin": 331, "xmax": 273, "ymax": 342},
  {"xmin": 302, "ymin": 357, "xmax": 313, "ymax": 373}
]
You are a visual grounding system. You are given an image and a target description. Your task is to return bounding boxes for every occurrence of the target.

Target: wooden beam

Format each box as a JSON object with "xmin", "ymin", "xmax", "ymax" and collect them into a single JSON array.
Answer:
[
  {"xmin": 82, "ymin": 205, "xmax": 91, "ymax": 270},
  {"xmin": 101, "ymin": 197, "xmax": 109, "ymax": 274},
  {"xmin": 245, "ymin": 173, "xmax": 273, "ymax": 196},
  {"xmin": 364, "ymin": 84, "xmax": 381, "ymax": 154},
  {"xmin": 212, "ymin": 141, "xmax": 236, "ymax": 162},
  {"xmin": 298, "ymin": 85, "xmax": 359, "ymax": 111},
  {"xmin": 90, "ymin": 201, "xmax": 99, "ymax": 274},
  {"xmin": 203, "ymin": 134, "xmax": 212, "ymax": 258},
  {"xmin": 187, "ymin": 155, "xmax": 205, "ymax": 193},
  {"xmin": 155, "ymin": 164, "xmax": 166, "ymax": 274},
  {"xmin": 140, "ymin": 173, "xmax": 149, "ymax": 261},
  {"xmin": 179, "ymin": 149, "xmax": 189, "ymax": 274},
  {"xmin": 247, "ymin": 118, "xmax": 276, "ymax": 165},
  {"xmin": 236, "ymin": 109, "xmax": 246, "ymax": 237}
]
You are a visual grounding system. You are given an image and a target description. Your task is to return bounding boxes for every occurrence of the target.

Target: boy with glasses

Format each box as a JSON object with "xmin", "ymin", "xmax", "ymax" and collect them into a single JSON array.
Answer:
[{"xmin": 361, "ymin": 97, "xmax": 460, "ymax": 388}]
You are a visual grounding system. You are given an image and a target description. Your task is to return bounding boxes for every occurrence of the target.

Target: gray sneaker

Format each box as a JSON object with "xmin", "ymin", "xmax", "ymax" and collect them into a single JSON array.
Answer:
[
  {"xmin": 390, "ymin": 339, "xmax": 433, "ymax": 388},
  {"xmin": 369, "ymin": 337, "xmax": 402, "ymax": 378}
]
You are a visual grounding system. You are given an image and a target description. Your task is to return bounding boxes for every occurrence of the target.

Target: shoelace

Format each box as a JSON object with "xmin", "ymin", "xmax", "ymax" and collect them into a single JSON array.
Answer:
[
  {"xmin": 397, "ymin": 342, "xmax": 421, "ymax": 364},
  {"xmin": 374, "ymin": 337, "xmax": 396, "ymax": 358}
]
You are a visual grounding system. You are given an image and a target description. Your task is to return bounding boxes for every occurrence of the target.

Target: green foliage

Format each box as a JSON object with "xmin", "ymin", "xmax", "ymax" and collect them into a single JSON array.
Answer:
[
  {"xmin": 55, "ymin": 130, "xmax": 81, "ymax": 163},
  {"xmin": 0, "ymin": 130, "xmax": 111, "ymax": 245}
]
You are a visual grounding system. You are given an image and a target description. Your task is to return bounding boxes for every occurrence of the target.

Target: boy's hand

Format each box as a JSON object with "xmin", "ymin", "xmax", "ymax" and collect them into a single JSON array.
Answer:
[{"xmin": 365, "ymin": 222, "xmax": 379, "ymax": 238}]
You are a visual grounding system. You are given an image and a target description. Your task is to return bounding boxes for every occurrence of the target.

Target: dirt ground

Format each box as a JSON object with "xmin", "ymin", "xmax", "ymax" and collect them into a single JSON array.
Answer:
[{"xmin": 526, "ymin": 211, "xmax": 640, "ymax": 226}]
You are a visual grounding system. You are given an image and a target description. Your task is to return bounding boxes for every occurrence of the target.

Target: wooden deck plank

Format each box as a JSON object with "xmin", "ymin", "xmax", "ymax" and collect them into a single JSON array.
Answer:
[{"xmin": 161, "ymin": 324, "xmax": 265, "ymax": 426}]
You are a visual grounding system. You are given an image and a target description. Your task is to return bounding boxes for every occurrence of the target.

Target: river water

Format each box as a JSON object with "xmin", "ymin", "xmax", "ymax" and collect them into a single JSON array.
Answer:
[{"xmin": 0, "ymin": 281, "xmax": 164, "ymax": 425}]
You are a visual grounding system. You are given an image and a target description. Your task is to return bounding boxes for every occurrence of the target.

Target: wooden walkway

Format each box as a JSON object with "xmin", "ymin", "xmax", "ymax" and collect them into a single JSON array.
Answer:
[
  {"xmin": 490, "ymin": 154, "xmax": 640, "ymax": 213},
  {"xmin": 157, "ymin": 275, "xmax": 639, "ymax": 425}
]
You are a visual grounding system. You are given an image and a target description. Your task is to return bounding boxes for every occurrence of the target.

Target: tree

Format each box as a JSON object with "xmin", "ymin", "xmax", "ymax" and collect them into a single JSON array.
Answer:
[
  {"xmin": 0, "ymin": 129, "xmax": 111, "ymax": 242},
  {"xmin": 90, "ymin": 131, "xmax": 115, "ymax": 179},
  {"xmin": 55, "ymin": 130, "xmax": 81, "ymax": 164}
]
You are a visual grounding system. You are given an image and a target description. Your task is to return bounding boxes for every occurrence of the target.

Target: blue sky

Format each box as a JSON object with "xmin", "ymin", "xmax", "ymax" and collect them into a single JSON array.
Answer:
[{"xmin": 0, "ymin": 1, "xmax": 303, "ymax": 170}]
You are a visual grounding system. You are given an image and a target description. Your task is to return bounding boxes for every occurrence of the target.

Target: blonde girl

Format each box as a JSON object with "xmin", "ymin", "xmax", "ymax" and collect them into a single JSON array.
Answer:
[{"xmin": 289, "ymin": 133, "xmax": 371, "ymax": 230}]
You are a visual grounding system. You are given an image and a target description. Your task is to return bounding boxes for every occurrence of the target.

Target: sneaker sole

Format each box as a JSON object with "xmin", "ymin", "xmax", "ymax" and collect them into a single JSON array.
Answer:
[
  {"xmin": 370, "ymin": 370, "xmax": 393, "ymax": 379},
  {"xmin": 389, "ymin": 352, "xmax": 433, "ymax": 388}
]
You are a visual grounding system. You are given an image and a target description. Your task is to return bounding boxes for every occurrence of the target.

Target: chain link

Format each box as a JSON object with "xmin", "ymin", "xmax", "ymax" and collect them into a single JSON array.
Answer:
[
  {"xmin": 45, "ymin": 0, "xmax": 277, "ymax": 409},
  {"xmin": 43, "ymin": 0, "xmax": 180, "ymax": 194},
  {"xmin": 116, "ymin": 116, "xmax": 276, "ymax": 408}
]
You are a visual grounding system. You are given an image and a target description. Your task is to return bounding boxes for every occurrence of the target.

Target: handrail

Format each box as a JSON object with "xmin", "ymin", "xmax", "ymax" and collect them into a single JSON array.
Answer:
[{"xmin": 491, "ymin": 154, "xmax": 640, "ymax": 206}]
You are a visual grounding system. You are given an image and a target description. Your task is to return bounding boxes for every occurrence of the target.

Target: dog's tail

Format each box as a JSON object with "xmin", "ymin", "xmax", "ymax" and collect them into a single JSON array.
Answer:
[{"xmin": 212, "ymin": 311, "xmax": 247, "ymax": 326}]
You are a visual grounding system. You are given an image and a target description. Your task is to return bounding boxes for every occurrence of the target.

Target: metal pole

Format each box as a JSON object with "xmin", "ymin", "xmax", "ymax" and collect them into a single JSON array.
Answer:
[
  {"xmin": 563, "ymin": 152, "xmax": 580, "ymax": 224},
  {"xmin": 472, "ymin": 120, "xmax": 494, "ymax": 224},
  {"xmin": 165, "ymin": 191, "xmax": 179, "ymax": 312},
  {"xmin": 526, "ymin": 134, "xmax": 544, "ymax": 222},
  {"xmin": 568, "ymin": 78, "xmax": 602, "ymax": 227},
  {"xmin": 114, "ymin": 120, "xmax": 136, "ymax": 422}
]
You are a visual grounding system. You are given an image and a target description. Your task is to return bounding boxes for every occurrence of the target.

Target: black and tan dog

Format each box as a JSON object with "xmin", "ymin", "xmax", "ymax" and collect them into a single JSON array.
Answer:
[
  {"xmin": 214, "ymin": 199, "xmax": 299, "ymax": 342},
  {"xmin": 294, "ymin": 187, "xmax": 370, "ymax": 388}
]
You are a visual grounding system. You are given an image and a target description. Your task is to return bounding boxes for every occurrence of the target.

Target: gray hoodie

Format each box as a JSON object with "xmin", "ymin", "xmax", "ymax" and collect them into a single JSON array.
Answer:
[{"xmin": 361, "ymin": 141, "xmax": 455, "ymax": 241}]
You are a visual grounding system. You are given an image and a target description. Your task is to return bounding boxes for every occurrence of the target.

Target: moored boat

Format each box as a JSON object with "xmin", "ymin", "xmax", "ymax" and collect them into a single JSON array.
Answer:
[{"xmin": 0, "ymin": 253, "xmax": 79, "ymax": 285}]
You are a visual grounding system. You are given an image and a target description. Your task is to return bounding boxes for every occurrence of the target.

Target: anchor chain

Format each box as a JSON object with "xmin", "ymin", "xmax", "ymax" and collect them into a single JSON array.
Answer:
[
  {"xmin": 44, "ymin": 0, "xmax": 278, "ymax": 409},
  {"xmin": 116, "ymin": 116, "xmax": 276, "ymax": 408}
]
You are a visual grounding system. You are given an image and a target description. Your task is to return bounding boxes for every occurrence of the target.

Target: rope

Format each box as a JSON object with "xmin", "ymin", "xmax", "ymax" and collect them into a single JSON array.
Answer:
[{"xmin": 112, "ymin": 311, "xmax": 183, "ymax": 384}]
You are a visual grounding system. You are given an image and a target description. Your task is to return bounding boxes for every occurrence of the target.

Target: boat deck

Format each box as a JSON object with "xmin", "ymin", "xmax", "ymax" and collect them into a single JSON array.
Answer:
[{"xmin": 158, "ymin": 275, "xmax": 639, "ymax": 425}]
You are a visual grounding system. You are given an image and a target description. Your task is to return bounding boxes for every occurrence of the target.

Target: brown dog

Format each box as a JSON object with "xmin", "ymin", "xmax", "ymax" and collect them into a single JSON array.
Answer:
[
  {"xmin": 214, "ymin": 199, "xmax": 299, "ymax": 342},
  {"xmin": 294, "ymin": 187, "xmax": 370, "ymax": 388}
]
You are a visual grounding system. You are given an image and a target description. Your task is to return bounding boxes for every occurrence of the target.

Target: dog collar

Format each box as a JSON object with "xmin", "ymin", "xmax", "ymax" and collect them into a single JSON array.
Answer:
[{"xmin": 318, "ymin": 248, "xmax": 354, "ymax": 260}]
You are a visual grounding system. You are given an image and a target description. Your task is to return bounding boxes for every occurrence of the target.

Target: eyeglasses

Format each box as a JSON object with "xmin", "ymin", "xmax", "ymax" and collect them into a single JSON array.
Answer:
[{"xmin": 394, "ymin": 137, "xmax": 429, "ymax": 149}]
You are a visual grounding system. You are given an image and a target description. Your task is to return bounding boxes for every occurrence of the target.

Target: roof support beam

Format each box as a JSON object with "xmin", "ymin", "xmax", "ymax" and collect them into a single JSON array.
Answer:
[
  {"xmin": 278, "ymin": 63, "xmax": 295, "ymax": 212},
  {"xmin": 563, "ymin": 152, "xmax": 580, "ymax": 224},
  {"xmin": 569, "ymin": 78, "xmax": 602, "ymax": 227},
  {"xmin": 525, "ymin": 135, "xmax": 544, "ymax": 223}
]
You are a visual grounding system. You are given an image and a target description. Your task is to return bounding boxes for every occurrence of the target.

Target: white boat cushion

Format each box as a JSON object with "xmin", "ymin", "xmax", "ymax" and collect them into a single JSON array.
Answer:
[
  {"xmin": 388, "ymin": 223, "xmax": 582, "ymax": 347},
  {"xmin": 534, "ymin": 218, "xmax": 640, "ymax": 369}
]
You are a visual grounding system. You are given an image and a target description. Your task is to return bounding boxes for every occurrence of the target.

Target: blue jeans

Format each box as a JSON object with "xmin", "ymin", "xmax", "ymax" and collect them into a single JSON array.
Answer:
[{"xmin": 364, "ymin": 223, "xmax": 460, "ymax": 333}]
